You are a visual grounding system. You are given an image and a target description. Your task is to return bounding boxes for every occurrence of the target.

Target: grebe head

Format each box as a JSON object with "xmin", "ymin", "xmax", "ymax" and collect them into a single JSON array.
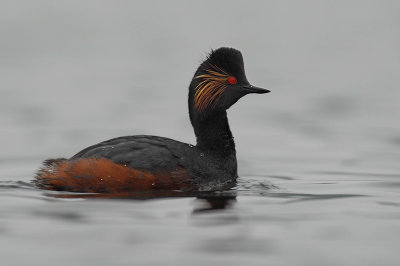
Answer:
[{"xmin": 189, "ymin": 47, "xmax": 269, "ymax": 120}]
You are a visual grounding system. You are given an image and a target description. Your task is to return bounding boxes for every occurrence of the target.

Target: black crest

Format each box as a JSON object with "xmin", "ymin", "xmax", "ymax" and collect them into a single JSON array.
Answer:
[{"xmin": 199, "ymin": 47, "xmax": 247, "ymax": 82}]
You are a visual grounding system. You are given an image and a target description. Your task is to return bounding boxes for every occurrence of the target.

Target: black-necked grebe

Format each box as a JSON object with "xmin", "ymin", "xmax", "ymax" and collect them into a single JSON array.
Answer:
[{"xmin": 35, "ymin": 47, "xmax": 269, "ymax": 193}]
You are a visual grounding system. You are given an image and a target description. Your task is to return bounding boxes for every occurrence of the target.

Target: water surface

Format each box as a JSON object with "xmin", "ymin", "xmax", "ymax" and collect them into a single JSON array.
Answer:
[{"xmin": 1, "ymin": 1, "xmax": 399, "ymax": 265}]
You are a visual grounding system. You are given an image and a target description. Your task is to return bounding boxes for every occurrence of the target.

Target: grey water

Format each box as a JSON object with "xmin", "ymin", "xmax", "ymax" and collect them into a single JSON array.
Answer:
[{"xmin": 1, "ymin": 1, "xmax": 400, "ymax": 265}]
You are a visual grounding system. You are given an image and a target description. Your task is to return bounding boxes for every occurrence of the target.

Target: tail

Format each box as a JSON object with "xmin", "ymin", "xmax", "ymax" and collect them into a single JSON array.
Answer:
[{"xmin": 34, "ymin": 158, "xmax": 195, "ymax": 193}]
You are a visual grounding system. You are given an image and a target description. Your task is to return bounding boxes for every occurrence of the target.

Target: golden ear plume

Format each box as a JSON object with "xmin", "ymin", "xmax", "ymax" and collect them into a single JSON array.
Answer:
[{"xmin": 194, "ymin": 65, "xmax": 230, "ymax": 112}]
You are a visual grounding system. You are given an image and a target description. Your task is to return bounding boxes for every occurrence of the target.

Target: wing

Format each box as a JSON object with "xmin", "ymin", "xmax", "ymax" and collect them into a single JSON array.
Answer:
[{"xmin": 71, "ymin": 135, "xmax": 191, "ymax": 171}]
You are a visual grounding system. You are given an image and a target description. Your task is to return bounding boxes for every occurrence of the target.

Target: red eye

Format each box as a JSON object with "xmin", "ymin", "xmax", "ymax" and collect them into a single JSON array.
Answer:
[{"xmin": 228, "ymin": 76, "xmax": 237, "ymax": 84}]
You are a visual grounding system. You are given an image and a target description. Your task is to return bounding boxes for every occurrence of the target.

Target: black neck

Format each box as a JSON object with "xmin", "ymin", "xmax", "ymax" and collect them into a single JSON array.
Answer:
[{"xmin": 192, "ymin": 111, "xmax": 236, "ymax": 156}]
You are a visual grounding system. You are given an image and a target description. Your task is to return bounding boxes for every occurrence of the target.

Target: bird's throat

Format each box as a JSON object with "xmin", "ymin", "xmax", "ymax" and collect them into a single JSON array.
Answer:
[{"xmin": 193, "ymin": 111, "xmax": 236, "ymax": 156}]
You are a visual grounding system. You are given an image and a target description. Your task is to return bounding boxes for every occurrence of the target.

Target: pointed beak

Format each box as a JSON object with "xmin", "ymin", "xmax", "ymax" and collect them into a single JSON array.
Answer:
[{"xmin": 242, "ymin": 84, "xmax": 270, "ymax": 94}]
